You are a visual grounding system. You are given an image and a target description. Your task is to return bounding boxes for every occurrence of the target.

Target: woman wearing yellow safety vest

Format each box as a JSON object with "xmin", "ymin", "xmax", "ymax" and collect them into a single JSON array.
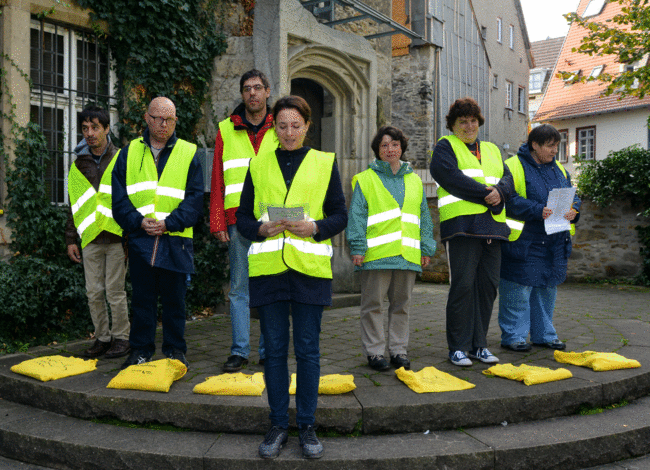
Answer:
[
  {"xmin": 430, "ymin": 97, "xmax": 515, "ymax": 367},
  {"xmin": 499, "ymin": 124, "xmax": 580, "ymax": 353},
  {"xmin": 236, "ymin": 96, "xmax": 347, "ymax": 460},
  {"xmin": 347, "ymin": 126, "xmax": 436, "ymax": 372}
]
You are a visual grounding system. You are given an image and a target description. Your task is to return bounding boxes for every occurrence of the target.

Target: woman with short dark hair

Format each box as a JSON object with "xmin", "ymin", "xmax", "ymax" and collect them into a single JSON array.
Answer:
[
  {"xmin": 499, "ymin": 124, "xmax": 580, "ymax": 352},
  {"xmin": 347, "ymin": 126, "xmax": 436, "ymax": 372},
  {"xmin": 430, "ymin": 97, "xmax": 514, "ymax": 367}
]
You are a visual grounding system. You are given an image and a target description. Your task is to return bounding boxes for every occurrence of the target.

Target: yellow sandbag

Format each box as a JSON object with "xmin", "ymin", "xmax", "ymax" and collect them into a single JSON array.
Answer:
[
  {"xmin": 289, "ymin": 373, "xmax": 356, "ymax": 395},
  {"xmin": 107, "ymin": 358, "xmax": 186, "ymax": 392},
  {"xmin": 394, "ymin": 366, "xmax": 475, "ymax": 393},
  {"xmin": 11, "ymin": 355, "xmax": 97, "ymax": 382},
  {"xmin": 483, "ymin": 363, "xmax": 573, "ymax": 385},
  {"xmin": 554, "ymin": 350, "xmax": 641, "ymax": 371},
  {"xmin": 193, "ymin": 372, "xmax": 266, "ymax": 396}
]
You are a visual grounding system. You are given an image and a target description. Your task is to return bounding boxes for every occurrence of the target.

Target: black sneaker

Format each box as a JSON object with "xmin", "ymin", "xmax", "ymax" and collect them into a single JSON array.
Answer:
[
  {"xmin": 120, "ymin": 349, "xmax": 152, "ymax": 370},
  {"xmin": 166, "ymin": 349, "xmax": 190, "ymax": 370},
  {"xmin": 367, "ymin": 355, "xmax": 390, "ymax": 371},
  {"xmin": 223, "ymin": 354, "xmax": 248, "ymax": 372},
  {"xmin": 390, "ymin": 354, "xmax": 411, "ymax": 370},
  {"xmin": 299, "ymin": 425, "xmax": 323, "ymax": 459},
  {"xmin": 258, "ymin": 426, "xmax": 288, "ymax": 459}
]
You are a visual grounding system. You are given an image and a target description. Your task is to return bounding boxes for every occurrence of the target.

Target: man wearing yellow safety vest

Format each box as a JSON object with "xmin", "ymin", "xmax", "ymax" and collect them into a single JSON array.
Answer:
[
  {"xmin": 430, "ymin": 97, "xmax": 515, "ymax": 367},
  {"xmin": 210, "ymin": 70, "xmax": 276, "ymax": 372},
  {"xmin": 112, "ymin": 97, "xmax": 204, "ymax": 370},
  {"xmin": 66, "ymin": 106, "xmax": 130, "ymax": 360},
  {"xmin": 498, "ymin": 124, "xmax": 580, "ymax": 353}
]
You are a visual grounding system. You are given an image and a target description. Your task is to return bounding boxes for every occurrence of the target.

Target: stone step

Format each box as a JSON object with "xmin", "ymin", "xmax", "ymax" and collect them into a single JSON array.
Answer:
[{"xmin": 0, "ymin": 396, "xmax": 648, "ymax": 470}]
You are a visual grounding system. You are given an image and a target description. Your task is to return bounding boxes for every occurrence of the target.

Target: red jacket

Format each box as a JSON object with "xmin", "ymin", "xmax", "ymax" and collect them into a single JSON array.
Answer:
[{"xmin": 209, "ymin": 104, "xmax": 274, "ymax": 233}]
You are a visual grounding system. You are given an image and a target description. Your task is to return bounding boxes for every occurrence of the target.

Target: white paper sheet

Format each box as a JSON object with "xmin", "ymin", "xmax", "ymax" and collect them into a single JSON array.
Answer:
[{"xmin": 544, "ymin": 187, "xmax": 576, "ymax": 235}]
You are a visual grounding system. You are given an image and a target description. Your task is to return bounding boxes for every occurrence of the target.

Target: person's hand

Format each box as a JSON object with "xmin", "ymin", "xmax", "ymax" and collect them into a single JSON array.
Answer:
[
  {"xmin": 564, "ymin": 209, "xmax": 577, "ymax": 221},
  {"xmin": 258, "ymin": 220, "xmax": 289, "ymax": 238},
  {"xmin": 484, "ymin": 186, "xmax": 501, "ymax": 206},
  {"xmin": 212, "ymin": 230, "xmax": 230, "ymax": 242},
  {"xmin": 153, "ymin": 220, "xmax": 166, "ymax": 236},
  {"xmin": 542, "ymin": 207, "xmax": 553, "ymax": 219},
  {"xmin": 67, "ymin": 244, "xmax": 81, "ymax": 263},
  {"xmin": 141, "ymin": 217, "xmax": 158, "ymax": 236},
  {"xmin": 284, "ymin": 220, "xmax": 316, "ymax": 238},
  {"xmin": 421, "ymin": 256, "xmax": 430, "ymax": 268},
  {"xmin": 351, "ymin": 255, "xmax": 365, "ymax": 267}
]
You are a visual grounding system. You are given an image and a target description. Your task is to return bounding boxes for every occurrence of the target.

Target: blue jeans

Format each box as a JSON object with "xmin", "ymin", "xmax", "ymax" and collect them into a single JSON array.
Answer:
[
  {"xmin": 129, "ymin": 253, "xmax": 187, "ymax": 356},
  {"xmin": 498, "ymin": 278, "xmax": 558, "ymax": 345},
  {"xmin": 228, "ymin": 224, "xmax": 264, "ymax": 359},
  {"xmin": 258, "ymin": 300, "xmax": 323, "ymax": 428}
]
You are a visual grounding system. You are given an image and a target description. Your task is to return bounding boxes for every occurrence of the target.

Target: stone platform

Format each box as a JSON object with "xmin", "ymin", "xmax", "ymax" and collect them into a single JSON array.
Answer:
[{"xmin": 0, "ymin": 283, "xmax": 648, "ymax": 469}]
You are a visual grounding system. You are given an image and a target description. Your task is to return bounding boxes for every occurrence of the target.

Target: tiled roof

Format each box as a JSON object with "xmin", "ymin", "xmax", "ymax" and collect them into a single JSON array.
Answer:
[
  {"xmin": 534, "ymin": 0, "xmax": 650, "ymax": 122},
  {"xmin": 530, "ymin": 37, "xmax": 564, "ymax": 70}
]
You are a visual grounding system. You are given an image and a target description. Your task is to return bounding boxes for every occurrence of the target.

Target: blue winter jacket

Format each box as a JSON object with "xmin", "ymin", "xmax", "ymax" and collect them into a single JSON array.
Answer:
[
  {"xmin": 500, "ymin": 143, "xmax": 581, "ymax": 287},
  {"xmin": 347, "ymin": 159, "xmax": 436, "ymax": 272},
  {"xmin": 112, "ymin": 129, "xmax": 204, "ymax": 274}
]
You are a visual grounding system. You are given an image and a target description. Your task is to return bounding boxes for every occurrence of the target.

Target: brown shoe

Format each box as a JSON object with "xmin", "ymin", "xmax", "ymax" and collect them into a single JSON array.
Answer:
[
  {"xmin": 104, "ymin": 339, "xmax": 131, "ymax": 359},
  {"xmin": 83, "ymin": 339, "xmax": 111, "ymax": 358}
]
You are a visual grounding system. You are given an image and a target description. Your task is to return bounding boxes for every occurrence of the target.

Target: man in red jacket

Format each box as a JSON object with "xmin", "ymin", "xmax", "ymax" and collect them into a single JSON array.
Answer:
[{"xmin": 210, "ymin": 70, "xmax": 277, "ymax": 372}]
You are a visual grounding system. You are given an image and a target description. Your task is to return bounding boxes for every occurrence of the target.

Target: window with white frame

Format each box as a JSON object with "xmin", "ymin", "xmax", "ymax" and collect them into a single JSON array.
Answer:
[
  {"xmin": 505, "ymin": 81, "xmax": 513, "ymax": 109},
  {"xmin": 529, "ymin": 72, "xmax": 543, "ymax": 92},
  {"xmin": 576, "ymin": 126, "xmax": 596, "ymax": 160},
  {"xmin": 558, "ymin": 130, "xmax": 569, "ymax": 163},
  {"xmin": 496, "ymin": 18, "xmax": 502, "ymax": 43},
  {"xmin": 493, "ymin": 74, "xmax": 499, "ymax": 88},
  {"xmin": 30, "ymin": 18, "xmax": 117, "ymax": 204},
  {"xmin": 518, "ymin": 86, "xmax": 526, "ymax": 113},
  {"xmin": 509, "ymin": 24, "xmax": 514, "ymax": 49}
]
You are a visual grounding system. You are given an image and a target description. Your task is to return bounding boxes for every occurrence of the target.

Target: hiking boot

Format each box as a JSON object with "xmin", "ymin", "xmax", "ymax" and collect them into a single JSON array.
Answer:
[
  {"xmin": 468, "ymin": 347, "xmax": 499, "ymax": 364},
  {"xmin": 390, "ymin": 354, "xmax": 411, "ymax": 370},
  {"xmin": 449, "ymin": 350, "xmax": 472, "ymax": 366},
  {"xmin": 104, "ymin": 339, "xmax": 131, "ymax": 359},
  {"xmin": 534, "ymin": 338, "xmax": 566, "ymax": 350},
  {"xmin": 367, "ymin": 355, "xmax": 390, "ymax": 371},
  {"xmin": 166, "ymin": 349, "xmax": 190, "ymax": 370},
  {"xmin": 120, "ymin": 349, "xmax": 152, "ymax": 370},
  {"xmin": 223, "ymin": 354, "xmax": 248, "ymax": 372},
  {"xmin": 83, "ymin": 339, "xmax": 111, "ymax": 358},
  {"xmin": 299, "ymin": 425, "xmax": 323, "ymax": 459},
  {"xmin": 258, "ymin": 426, "xmax": 288, "ymax": 459}
]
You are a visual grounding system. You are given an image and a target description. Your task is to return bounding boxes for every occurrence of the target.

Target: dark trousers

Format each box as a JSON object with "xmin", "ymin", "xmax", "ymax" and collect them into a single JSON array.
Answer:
[
  {"xmin": 445, "ymin": 237, "xmax": 501, "ymax": 352},
  {"xmin": 129, "ymin": 253, "xmax": 187, "ymax": 356}
]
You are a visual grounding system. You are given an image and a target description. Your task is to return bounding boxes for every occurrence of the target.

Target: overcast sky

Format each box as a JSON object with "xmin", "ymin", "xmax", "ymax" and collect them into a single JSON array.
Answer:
[{"xmin": 520, "ymin": 0, "xmax": 581, "ymax": 42}]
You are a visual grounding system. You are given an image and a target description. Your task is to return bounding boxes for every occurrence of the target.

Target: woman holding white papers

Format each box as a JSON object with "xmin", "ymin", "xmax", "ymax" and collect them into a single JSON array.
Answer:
[
  {"xmin": 236, "ymin": 95, "xmax": 347, "ymax": 460},
  {"xmin": 499, "ymin": 124, "xmax": 581, "ymax": 352}
]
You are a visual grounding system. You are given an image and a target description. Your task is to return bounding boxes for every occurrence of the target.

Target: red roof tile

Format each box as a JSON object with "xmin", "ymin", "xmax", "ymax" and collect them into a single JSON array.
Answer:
[{"xmin": 534, "ymin": 0, "xmax": 650, "ymax": 122}]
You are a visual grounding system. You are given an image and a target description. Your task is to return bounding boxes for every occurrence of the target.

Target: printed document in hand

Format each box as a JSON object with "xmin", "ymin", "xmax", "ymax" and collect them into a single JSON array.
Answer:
[
  {"xmin": 544, "ymin": 187, "xmax": 576, "ymax": 235},
  {"xmin": 267, "ymin": 205, "xmax": 305, "ymax": 221}
]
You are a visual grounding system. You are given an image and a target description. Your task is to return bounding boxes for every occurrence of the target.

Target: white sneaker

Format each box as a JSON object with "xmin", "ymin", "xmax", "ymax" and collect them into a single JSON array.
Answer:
[
  {"xmin": 469, "ymin": 347, "xmax": 499, "ymax": 364},
  {"xmin": 449, "ymin": 350, "xmax": 472, "ymax": 366}
]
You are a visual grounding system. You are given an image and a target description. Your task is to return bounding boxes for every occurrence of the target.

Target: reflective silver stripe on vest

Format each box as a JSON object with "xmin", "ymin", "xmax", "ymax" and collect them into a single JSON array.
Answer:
[
  {"xmin": 99, "ymin": 184, "xmax": 112, "ymax": 194},
  {"xmin": 285, "ymin": 238, "xmax": 333, "ymax": 257},
  {"xmin": 97, "ymin": 205, "xmax": 114, "ymax": 219},
  {"xmin": 367, "ymin": 208, "xmax": 400, "ymax": 227},
  {"xmin": 127, "ymin": 181, "xmax": 157, "ymax": 195},
  {"xmin": 223, "ymin": 158, "xmax": 251, "ymax": 171},
  {"xmin": 225, "ymin": 183, "xmax": 244, "ymax": 196},
  {"xmin": 155, "ymin": 212, "xmax": 171, "ymax": 220},
  {"xmin": 462, "ymin": 169, "xmax": 484, "ymax": 178},
  {"xmin": 71, "ymin": 187, "xmax": 96, "ymax": 214},
  {"xmin": 77, "ymin": 212, "xmax": 96, "ymax": 237},
  {"xmin": 401, "ymin": 213, "xmax": 420, "ymax": 227},
  {"xmin": 248, "ymin": 238, "xmax": 283, "ymax": 255},
  {"xmin": 438, "ymin": 194, "xmax": 462, "ymax": 208},
  {"xmin": 157, "ymin": 186, "xmax": 185, "ymax": 200},
  {"xmin": 367, "ymin": 231, "xmax": 401, "ymax": 248},
  {"xmin": 485, "ymin": 177, "xmax": 500, "ymax": 185},
  {"xmin": 506, "ymin": 219, "xmax": 524, "ymax": 231},
  {"xmin": 137, "ymin": 204, "xmax": 155, "ymax": 216},
  {"xmin": 403, "ymin": 237, "xmax": 420, "ymax": 249}
]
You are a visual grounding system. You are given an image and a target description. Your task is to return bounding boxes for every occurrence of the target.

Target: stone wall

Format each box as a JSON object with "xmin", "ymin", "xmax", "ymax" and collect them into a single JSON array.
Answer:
[{"xmin": 420, "ymin": 197, "xmax": 648, "ymax": 282}]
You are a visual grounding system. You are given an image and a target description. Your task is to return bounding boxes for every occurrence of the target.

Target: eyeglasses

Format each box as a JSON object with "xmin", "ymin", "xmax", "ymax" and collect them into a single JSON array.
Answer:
[
  {"xmin": 242, "ymin": 85, "xmax": 266, "ymax": 93},
  {"xmin": 149, "ymin": 115, "xmax": 177, "ymax": 126}
]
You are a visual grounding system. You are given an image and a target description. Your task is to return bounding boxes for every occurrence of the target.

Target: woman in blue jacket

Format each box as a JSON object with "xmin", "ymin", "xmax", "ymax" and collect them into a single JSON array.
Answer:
[
  {"xmin": 347, "ymin": 126, "xmax": 436, "ymax": 372},
  {"xmin": 499, "ymin": 124, "xmax": 580, "ymax": 352}
]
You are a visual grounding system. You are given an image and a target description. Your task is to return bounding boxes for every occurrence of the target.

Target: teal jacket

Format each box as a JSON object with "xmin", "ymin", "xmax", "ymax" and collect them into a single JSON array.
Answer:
[{"xmin": 346, "ymin": 160, "xmax": 436, "ymax": 272}]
